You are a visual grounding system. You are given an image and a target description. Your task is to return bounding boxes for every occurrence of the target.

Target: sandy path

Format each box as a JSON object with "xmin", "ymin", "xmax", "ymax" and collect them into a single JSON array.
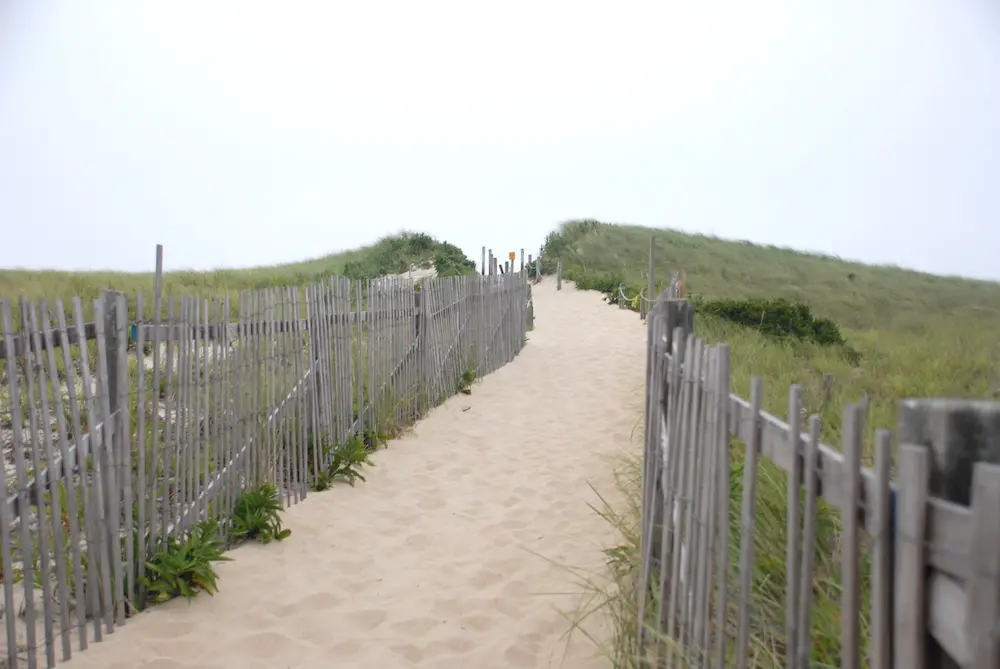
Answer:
[{"xmin": 61, "ymin": 280, "xmax": 646, "ymax": 669}]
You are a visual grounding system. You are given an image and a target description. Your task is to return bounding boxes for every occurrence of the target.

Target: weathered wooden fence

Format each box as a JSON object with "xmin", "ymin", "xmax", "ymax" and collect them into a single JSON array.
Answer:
[
  {"xmin": 0, "ymin": 265, "xmax": 531, "ymax": 668},
  {"xmin": 636, "ymin": 289, "xmax": 1000, "ymax": 668}
]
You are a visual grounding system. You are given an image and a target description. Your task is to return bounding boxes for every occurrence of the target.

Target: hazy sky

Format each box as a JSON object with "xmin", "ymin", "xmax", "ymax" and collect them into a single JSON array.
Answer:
[{"xmin": 2, "ymin": 1, "xmax": 999, "ymax": 279}]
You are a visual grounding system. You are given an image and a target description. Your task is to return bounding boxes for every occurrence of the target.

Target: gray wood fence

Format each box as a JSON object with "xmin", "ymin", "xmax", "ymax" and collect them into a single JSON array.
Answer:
[
  {"xmin": 0, "ymin": 269, "xmax": 532, "ymax": 668},
  {"xmin": 637, "ymin": 290, "xmax": 1000, "ymax": 669}
]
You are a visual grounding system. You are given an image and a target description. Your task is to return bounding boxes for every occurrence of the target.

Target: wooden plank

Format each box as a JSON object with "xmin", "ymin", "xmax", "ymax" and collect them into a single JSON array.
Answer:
[
  {"xmin": 795, "ymin": 415, "xmax": 822, "ymax": 669},
  {"xmin": 134, "ymin": 293, "xmax": 149, "ymax": 606},
  {"xmin": 1, "ymin": 299, "xmax": 39, "ymax": 667},
  {"xmin": 53, "ymin": 299, "xmax": 94, "ymax": 649},
  {"xmin": 29, "ymin": 301, "xmax": 72, "ymax": 662},
  {"xmin": 840, "ymin": 404, "xmax": 863, "ymax": 669},
  {"xmin": 712, "ymin": 345, "xmax": 731, "ymax": 669},
  {"xmin": 0, "ymin": 303, "xmax": 17, "ymax": 664},
  {"xmin": 636, "ymin": 305, "xmax": 666, "ymax": 669},
  {"xmin": 160, "ymin": 297, "xmax": 176, "ymax": 543},
  {"xmin": 734, "ymin": 376, "xmax": 764, "ymax": 669},
  {"xmin": 21, "ymin": 299, "xmax": 56, "ymax": 668},
  {"xmin": 895, "ymin": 444, "xmax": 929, "ymax": 669},
  {"xmin": 966, "ymin": 462, "xmax": 1000, "ymax": 669},
  {"xmin": 679, "ymin": 339, "xmax": 706, "ymax": 657},
  {"xmin": 871, "ymin": 429, "xmax": 895, "ymax": 669},
  {"xmin": 663, "ymin": 334, "xmax": 696, "ymax": 666},
  {"xmin": 114, "ymin": 293, "xmax": 136, "ymax": 619},
  {"xmin": 722, "ymin": 384, "xmax": 972, "ymax": 580},
  {"xmin": 76, "ymin": 296, "xmax": 114, "ymax": 637},
  {"xmin": 784, "ymin": 384, "xmax": 803, "ymax": 669},
  {"xmin": 692, "ymin": 345, "xmax": 718, "ymax": 664},
  {"xmin": 93, "ymin": 296, "xmax": 126, "ymax": 627},
  {"xmin": 927, "ymin": 572, "xmax": 969, "ymax": 665}
]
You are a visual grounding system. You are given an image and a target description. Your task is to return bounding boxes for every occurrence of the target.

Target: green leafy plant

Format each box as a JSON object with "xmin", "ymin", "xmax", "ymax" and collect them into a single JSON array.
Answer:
[
  {"xmin": 230, "ymin": 483, "xmax": 292, "ymax": 544},
  {"xmin": 327, "ymin": 435, "xmax": 375, "ymax": 486},
  {"xmin": 457, "ymin": 368, "xmax": 476, "ymax": 395},
  {"xmin": 362, "ymin": 428, "xmax": 389, "ymax": 451},
  {"xmin": 141, "ymin": 520, "xmax": 230, "ymax": 604}
]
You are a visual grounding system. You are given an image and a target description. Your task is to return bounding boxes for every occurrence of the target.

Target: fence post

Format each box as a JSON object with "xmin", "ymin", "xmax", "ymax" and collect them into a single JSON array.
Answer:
[
  {"xmin": 647, "ymin": 235, "xmax": 655, "ymax": 320},
  {"xmin": 556, "ymin": 261, "xmax": 562, "ymax": 290},
  {"xmin": 897, "ymin": 399, "xmax": 1000, "ymax": 669},
  {"xmin": 520, "ymin": 248, "xmax": 524, "ymax": 272},
  {"xmin": 100, "ymin": 289, "xmax": 129, "ymax": 620},
  {"xmin": 481, "ymin": 246, "xmax": 486, "ymax": 276}
]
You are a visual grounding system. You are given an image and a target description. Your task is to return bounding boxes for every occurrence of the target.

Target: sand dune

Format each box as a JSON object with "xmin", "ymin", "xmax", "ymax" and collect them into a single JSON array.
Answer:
[{"xmin": 60, "ymin": 279, "xmax": 647, "ymax": 669}]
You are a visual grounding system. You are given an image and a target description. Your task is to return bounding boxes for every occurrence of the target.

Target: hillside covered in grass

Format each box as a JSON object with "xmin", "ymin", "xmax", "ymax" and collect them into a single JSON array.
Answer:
[
  {"xmin": 0, "ymin": 232, "xmax": 476, "ymax": 309},
  {"xmin": 542, "ymin": 220, "xmax": 1000, "ymax": 427},
  {"xmin": 544, "ymin": 220, "xmax": 1000, "ymax": 667}
]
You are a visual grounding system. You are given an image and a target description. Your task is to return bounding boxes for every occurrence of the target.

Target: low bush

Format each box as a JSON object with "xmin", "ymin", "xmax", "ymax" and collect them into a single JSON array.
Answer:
[
  {"xmin": 457, "ymin": 368, "xmax": 476, "ymax": 395},
  {"xmin": 231, "ymin": 484, "xmax": 293, "ymax": 545},
  {"xmin": 141, "ymin": 520, "xmax": 230, "ymax": 604},
  {"xmin": 327, "ymin": 434, "xmax": 376, "ymax": 486}
]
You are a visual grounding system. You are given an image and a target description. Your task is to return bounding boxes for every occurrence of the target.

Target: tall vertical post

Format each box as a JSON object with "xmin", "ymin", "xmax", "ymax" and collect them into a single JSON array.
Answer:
[
  {"xmin": 481, "ymin": 246, "xmax": 486, "ymax": 276},
  {"xmin": 100, "ymin": 289, "xmax": 129, "ymax": 622},
  {"xmin": 488, "ymin": 250, "xmax": 494, "ymax": 276},
  {"xmin": 556, "ymin": 261, "xmax": 562, "ymax": 290},
  {"xmin": 520, "ymin": 248, "xmax": 524, "ymax": 272},
  {"xmin": 647, "ymin": 235, "xmax": 655, "ymax": 318},
  {"xmin": 897, "ymin": 399, "xmax": 1000, "ymax": 669},
  {"xmin": 102, "ymin": 292, "xmax": 122, "ymax": 424}
]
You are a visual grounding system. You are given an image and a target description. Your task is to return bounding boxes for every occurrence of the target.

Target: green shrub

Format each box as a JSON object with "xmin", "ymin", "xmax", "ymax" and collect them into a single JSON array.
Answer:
[
  {"xmin": 231, "ymin": 483, "xmax": 293, "ymax": 544},
  {"xmin": 341, "ymin": 233, "xmax": 475, "ymax": 280},
  {"xmin": 141, "ymin": 520, "xmax": 230, "ymax": 604},
  {"xmin": 457, "ymin": 368, "xmax": 476, "ymax": 395},
  {"xmin": 327, "ymin": 434, "xmax": 375, "ymax": 486}
]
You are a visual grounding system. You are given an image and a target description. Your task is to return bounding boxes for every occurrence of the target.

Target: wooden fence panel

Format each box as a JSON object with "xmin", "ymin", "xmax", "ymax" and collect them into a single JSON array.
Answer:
[
  {"xmin": 0, "ymin": 269, "xmax": 531, "ymax": 668},
  {"xmin": 633, "ymin": 289, "xmax": 997, "ymax": 668}
]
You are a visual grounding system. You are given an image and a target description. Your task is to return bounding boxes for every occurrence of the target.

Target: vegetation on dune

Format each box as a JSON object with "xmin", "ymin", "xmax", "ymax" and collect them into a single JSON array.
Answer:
[
  {"xmin": 543, "ymin": 219, "xmax": 1000, "ymax": 438},
  {"xmin": 0, "ymin": 231, "xmax": 476, "ymax": 323},
  {"xmin": 548, "ymin": 220, "xmax": 1000, "ymax": 666}
]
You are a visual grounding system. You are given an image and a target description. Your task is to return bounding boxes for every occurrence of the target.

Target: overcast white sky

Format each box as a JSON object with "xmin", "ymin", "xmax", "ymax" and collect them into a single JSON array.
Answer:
[{"xmin": 2, "ymin": 1, "xmax": 999, "ymax": 278}]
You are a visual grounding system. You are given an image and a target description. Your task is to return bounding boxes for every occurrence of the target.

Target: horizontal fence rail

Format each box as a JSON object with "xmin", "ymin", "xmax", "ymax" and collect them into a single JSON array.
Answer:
[
  {"xmin": 630, "ymin": 286, "xmax": 1000, "ymax": 668},
  {"xmin": 0, "ymin": 265, "xmax": 532, "ymax": 669}
]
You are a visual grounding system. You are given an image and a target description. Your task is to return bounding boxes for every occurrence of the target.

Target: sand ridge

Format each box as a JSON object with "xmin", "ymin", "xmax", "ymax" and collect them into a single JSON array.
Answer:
[{"xmin": 59, "ymin": 279, "xmax": 647, "ymax": 669}]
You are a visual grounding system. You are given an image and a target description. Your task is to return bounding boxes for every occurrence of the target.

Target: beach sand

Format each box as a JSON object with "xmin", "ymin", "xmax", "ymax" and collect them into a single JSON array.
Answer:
[{"xmin": 60, "ymin": 279, "xmax": 647, "ymax": 669}]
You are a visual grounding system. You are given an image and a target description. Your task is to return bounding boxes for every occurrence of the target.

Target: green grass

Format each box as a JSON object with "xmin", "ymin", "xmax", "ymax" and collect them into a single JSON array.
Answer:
[
  {"xmin": 546, "ymin": 220, "xmax": 1000, "ymax": 666},
  {"xmin": 0, "ymin": 231, "xmax": 476, "ymax": 323}
]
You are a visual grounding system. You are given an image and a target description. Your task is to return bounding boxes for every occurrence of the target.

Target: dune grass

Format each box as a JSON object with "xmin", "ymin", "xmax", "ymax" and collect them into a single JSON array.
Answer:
[
  {"xmin": 546, "ymin": 220, "xmax": 1000, "ymax": 666},
  {"xmin": 0, "ymin": 232, "xmax": 475, "ymax": 324}
]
